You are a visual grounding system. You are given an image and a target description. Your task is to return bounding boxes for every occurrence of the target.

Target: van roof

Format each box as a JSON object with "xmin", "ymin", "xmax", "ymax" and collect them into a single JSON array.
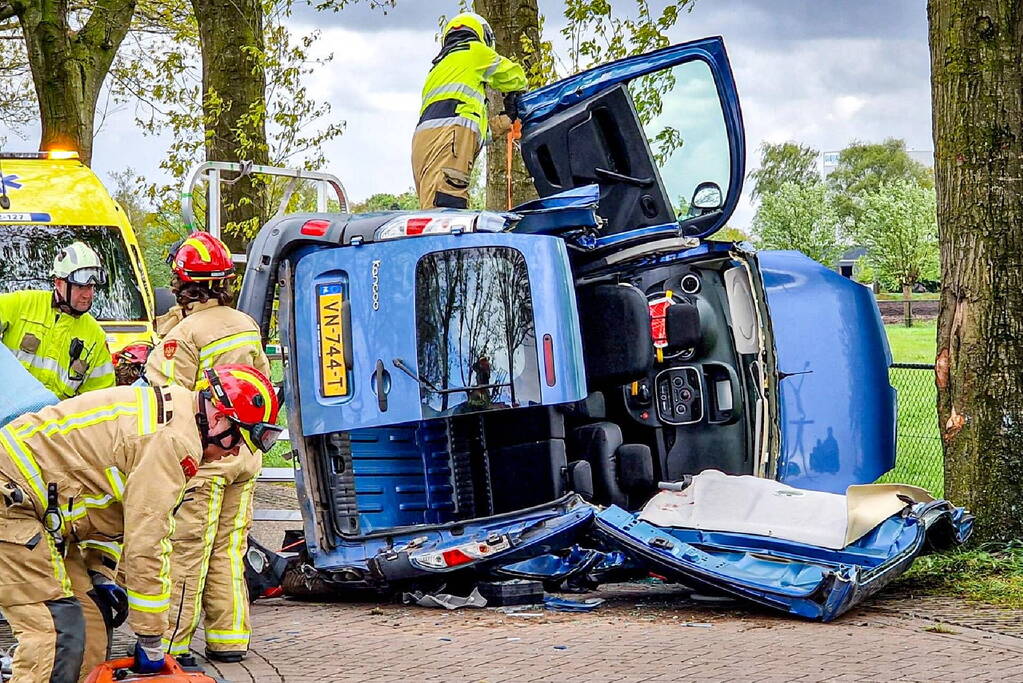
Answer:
[{"xmin": 0, "ymin": 157, "xmax": 126, "ymax": 227}]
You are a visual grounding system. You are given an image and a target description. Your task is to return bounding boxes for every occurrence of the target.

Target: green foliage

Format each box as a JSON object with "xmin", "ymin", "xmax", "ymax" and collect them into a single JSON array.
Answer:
[
  {"xmin": 753, "ymin": 181, "xmax": 846, "ymax": 267},
  {"xmin": 560, "ymin": 0, "xmax": 694, "ymax": 125},
  {"xmin": 107, "ymin": 0, "xmax": 354, "ymax": 242},
  {"xmin": 710, "ymin": 226, "xmax": 752, "ymax": 243},
  {"xmin": 827, "ymin": 138, "xmax": 933, "ymax": 220},
  {"xmin": 851, "ymin": 179, "xmax": 939, "ymax": 289},
  {"xmin": 109, "ymin": 168, "xmax": 181, "ymax": 289},
  {"xmin": 350, "ymin": 191, "xmax": 418, "ymax": 213},
  {"xmin": 748, "ymin": 141, "xmax": 821, "ymax": 201},
  {"xmin": 895, "ymin": 542, "xmax": 1023, "ymax": 609}
]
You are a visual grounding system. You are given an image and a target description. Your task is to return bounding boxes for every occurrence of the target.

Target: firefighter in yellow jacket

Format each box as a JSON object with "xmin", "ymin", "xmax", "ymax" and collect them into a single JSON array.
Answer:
[
  {"xmin": 0, "ymin": 364, "xmax": 282, "ymax": 682},
  {"xmin": 0, "ymin": 241, "xmax": 115, "ymax": 399},
  {"xmin": 411, "ymin": 12, "xmax": 527, "ymax": 209},
  {"xmin": 145, "ymin": 231, "xmax": 271, "ymax": 664}
]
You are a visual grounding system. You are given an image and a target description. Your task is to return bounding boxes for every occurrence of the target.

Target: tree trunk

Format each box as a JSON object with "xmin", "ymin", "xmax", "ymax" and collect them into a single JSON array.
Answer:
[
  {"xmin": 473, "ymin": 0, "xmax": 541, "ymax": 210},
  {"xmin": 10, "ymin": 0, "xmax": 137, "ymax": 165},
  {"xmin": 192, "ymin": 0, "xmax": 269, "ymax": 252},
  {"xmin": 902, "ymin": 282, "xmax": 913, "ymax": 328},
  {"xmin": 929, "ymin": 0, "xmax": 1023, "ymax": 541}
]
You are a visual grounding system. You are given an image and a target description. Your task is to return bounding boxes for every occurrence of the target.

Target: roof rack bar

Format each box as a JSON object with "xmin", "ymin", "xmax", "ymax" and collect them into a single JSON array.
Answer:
[{"xmin": 180, "ymin": 160, "xmax": 350, "ymax": 241}]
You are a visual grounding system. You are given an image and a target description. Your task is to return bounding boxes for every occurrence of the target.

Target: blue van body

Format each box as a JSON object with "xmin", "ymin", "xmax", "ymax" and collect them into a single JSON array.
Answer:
[{"xmin": 238, "ymin": 37, "xmax": 969, "ymax": 619}]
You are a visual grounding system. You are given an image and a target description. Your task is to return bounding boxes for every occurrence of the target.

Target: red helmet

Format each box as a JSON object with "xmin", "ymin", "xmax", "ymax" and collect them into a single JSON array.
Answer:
[
  {"xmin": 168, "ymin": 231, "xmax": 236, "ymax": 283},
  {"xmin": 201, "ymin": 364, "xmax": 283, "ymax": 452},
  {"xmin": 112, "ymin": 342, "xmax": 154, "ymax": 367}
]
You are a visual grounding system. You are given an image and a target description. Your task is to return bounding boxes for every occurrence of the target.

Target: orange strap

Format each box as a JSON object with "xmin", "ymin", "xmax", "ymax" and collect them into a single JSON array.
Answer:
[{"xmin": 506, "ymin": 119, "xmax": 522, "ymax": 210}]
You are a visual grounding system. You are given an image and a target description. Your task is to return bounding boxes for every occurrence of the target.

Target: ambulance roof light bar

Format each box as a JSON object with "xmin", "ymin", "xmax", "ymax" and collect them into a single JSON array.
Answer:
[{"xmin": 0, "ymin": 151, "xmax": 79, "ymax": 160}]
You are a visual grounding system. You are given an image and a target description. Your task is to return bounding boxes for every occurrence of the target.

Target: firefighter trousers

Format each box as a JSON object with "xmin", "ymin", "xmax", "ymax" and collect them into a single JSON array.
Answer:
[
  {"xmin": 163, "ymin": 472, "xmax": 256, "ymax": 656},
  {"xmin": 411, "ymin": 124, "xmax": 481, "ymax": 209},
  {"xmin": 0, "ymin": 502, "xmax": 110, "ymax": 683}
]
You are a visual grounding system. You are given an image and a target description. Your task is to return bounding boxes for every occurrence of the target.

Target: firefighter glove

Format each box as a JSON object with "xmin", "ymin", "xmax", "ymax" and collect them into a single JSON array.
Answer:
[
  {"xmin": 132, "ymin": 635, "xmax": 166, "ymax": 674},
  {"xmin": 503, "ymin": 91, "xmax": 523, "ymax": 122},
  {"xmin": 89, "ymin": 571, "xmax": 129, "ymax": 628}
]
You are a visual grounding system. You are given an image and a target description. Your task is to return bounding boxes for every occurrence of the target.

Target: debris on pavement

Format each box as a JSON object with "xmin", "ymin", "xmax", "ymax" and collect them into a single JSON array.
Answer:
[
  {"xmin": 542, "ymin": 596, "xmax": 605, "ymax": 612},
  {"xmin": 402, "ymin": 587, "xmax": 487, "ymax": 610}
]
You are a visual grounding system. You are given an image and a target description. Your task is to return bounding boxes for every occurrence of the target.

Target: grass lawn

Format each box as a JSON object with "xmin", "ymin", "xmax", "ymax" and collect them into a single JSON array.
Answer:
[
  {"xmin": 263, "ymin": 358, "xmax": 294, "ymax": 468},
  {"xmin": 885, "ymin": 320, "xmax": 937, "ymax": 364},
  {"xmin": 895, "ymin": 543, "xmax": 1023, "ymax": 609},
  {"xmin": 878, "ymin": 321, "xmax": 943, "ymax": 495}
]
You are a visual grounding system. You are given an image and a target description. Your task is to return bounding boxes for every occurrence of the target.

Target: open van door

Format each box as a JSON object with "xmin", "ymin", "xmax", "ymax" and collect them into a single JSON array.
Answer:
[{"xmin": 519, "ymin": 36, "xmax": 745, "ymax": 239}]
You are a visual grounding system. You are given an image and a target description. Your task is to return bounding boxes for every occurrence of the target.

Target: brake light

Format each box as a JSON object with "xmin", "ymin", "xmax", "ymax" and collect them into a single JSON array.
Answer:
[
  {"xmin": 411, "ymin": 535, "xmax": 511, "ymax": 570},
  {"xmin": 376, "ymin": 215, "xmax": 477, "ymax": 240},
  {"xmin": 301, "ymin": 219, "xmax": 331, "ymax": 236},
  {"xmin": 543, "ymin": 334, "xmax": 556, "ymax": 387},
  {"xmin": 441, "ymin": 548, "xmax": 474, "ymax": 567}
]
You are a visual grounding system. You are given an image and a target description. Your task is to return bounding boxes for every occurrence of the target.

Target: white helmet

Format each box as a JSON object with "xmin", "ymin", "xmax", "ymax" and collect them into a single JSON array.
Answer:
[{"xmin": 52, "ymin": 241, "xmax": 107, "ymax": 286}]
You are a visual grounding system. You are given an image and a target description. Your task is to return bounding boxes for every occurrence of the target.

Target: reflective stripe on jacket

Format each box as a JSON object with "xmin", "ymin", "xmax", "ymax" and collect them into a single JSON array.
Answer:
[
  {"xmin": 0, "ymin": 290, "xmax": 115, "ymax": 399},
  {"xmin": 145, "ymin": 300, "xmax": 270, "ymax": 390},
  {"xmin": 0, "ymin": 384, "xmax": 203, "ymax": 636},
  {"xmin": 419, "ymin": 40, "xmax": 527, "ymax": 140}
]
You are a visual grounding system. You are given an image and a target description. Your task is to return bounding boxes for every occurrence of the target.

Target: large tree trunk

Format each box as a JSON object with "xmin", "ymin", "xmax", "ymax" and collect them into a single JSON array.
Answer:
[
  {"xmin": 929, "ymin": 0, "xmax": 1023, "ymax": 541},
  {"xmin": 473, "ymin": 0, "xmax": 541, "ymax": 210},
  {"xmin": 7, "ymin": 0, "xmax": 137, "ymax": 165},
  {"xmin": 192, "ymin": 0, "xmax": 269, "ymax": 252}
]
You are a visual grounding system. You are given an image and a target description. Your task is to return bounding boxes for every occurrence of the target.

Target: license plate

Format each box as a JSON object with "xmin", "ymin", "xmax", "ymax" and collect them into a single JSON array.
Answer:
[{"xmin": 317, "ymin": 283, "xmax": 348, "ymax": 397}]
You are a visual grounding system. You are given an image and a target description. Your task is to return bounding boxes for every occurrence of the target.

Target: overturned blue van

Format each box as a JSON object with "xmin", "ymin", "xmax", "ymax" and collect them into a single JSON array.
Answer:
[{"xmin": 239, "ymin": 37, "xmax": 970, "ymax": 620}]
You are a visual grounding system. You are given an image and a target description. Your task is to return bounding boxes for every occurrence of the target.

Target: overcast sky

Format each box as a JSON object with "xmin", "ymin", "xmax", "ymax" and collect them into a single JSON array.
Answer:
[{"xmin": 5, "ymin": 0, "xmax": 933, "ymax": 231}]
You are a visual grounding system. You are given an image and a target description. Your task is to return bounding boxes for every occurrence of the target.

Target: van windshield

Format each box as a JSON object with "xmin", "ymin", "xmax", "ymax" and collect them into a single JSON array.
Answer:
[{"xmin": 0, "ymin": 224, "xmax": 147, "ymax": 321}]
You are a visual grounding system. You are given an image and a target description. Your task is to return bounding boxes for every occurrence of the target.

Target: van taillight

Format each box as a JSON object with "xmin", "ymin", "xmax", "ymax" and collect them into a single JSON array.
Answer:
[
  {"xmin": 301, "ymin": 219, "xmax": 330, "ymax": 236},
  {"xmin": 543, "ymin": 334, "xmax": 556, "ymax": 387}
]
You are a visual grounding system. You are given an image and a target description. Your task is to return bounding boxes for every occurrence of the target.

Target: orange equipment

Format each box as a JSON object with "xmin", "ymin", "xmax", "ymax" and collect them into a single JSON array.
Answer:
[
  {"xmin": 506, "ymin": 118, "xmax": 522, "ymax": 210},
  {"xmin": 84, "ymin": 655, "xmax": 217, "ymax": 683}
]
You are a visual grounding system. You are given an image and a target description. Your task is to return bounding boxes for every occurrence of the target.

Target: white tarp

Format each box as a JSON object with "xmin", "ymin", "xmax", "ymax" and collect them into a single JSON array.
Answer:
[{"xmin": 638, "ymin": 470, "xmax": 934, "ymax": 550}]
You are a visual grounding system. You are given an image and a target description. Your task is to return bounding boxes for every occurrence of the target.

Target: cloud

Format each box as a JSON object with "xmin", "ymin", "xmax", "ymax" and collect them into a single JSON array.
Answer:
[{"xmin": 68, "ymin": 0, "xmax": 933, "ymax": 232}]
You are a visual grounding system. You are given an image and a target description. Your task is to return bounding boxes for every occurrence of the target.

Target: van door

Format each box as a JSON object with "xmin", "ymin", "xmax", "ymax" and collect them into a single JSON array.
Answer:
[
  {"xmin": 519, "ymin": 36, "xmax": 745, "ymax": 239},
  {"xmin": 290, "ymin": 232, "xmax": 587, "ymax": 434}
]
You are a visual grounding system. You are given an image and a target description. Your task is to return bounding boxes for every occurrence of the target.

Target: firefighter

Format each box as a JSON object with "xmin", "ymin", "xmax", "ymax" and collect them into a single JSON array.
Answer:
[
  {"xmin": 0, "ymin": 241, "xmax": 115, "ymax": 399},
  {"xmin": 145, "ymin": 231, "xmax": 271, "ymax": 664},
  {"xmin": 0, "ymin": 364, "xmax": 282, "ymax": 682},
  {"xmin": 411, "ymin": 11, "xmax": 527, "ymax": 209},
  {"xmin": 112, "ymin": 342, "xmax": 154, "ymax": 386}
]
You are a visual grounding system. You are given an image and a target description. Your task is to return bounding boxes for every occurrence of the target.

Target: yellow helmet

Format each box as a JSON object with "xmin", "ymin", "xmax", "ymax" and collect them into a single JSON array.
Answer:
[{"xmin": 442, "ymin": 12, "xmax": 495, "ymax": 48}]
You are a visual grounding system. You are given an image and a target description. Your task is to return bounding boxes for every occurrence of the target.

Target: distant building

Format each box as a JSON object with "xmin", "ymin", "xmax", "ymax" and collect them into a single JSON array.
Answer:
[
  {"xmin": 822, "ymin": 149, "xmax": 933, "ymax": 177},
  {"xmin": 838, "ymin": 246, "xmax": 867, "ymax": 279}
]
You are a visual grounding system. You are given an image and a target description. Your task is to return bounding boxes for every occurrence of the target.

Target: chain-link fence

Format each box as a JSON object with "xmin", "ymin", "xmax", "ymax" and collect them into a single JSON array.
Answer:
[{"xmin": 876, "ymin": 363, "xmax": 943, "ymax": 497}]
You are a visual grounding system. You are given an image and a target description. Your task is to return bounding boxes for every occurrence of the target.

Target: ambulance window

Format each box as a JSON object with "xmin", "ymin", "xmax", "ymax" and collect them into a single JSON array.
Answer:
[
  {"xmin": 0, "ymin": 224, "xmax": 146, "ymax": 321},
  {"xmin": 415, "ymin": 247, "xmax": 541, "ymax": 417}
]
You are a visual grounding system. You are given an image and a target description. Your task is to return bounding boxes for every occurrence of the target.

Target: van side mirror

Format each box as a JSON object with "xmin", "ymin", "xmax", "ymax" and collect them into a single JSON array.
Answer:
[{"xmin": 690, "ymin": 182, "xmax": 724, "ymax": 212}]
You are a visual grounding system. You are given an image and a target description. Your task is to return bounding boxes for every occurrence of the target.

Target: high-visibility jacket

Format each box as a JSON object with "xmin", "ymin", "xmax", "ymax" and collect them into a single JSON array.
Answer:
[
  {"xmin": 418, "ymin": 40, "xmax": 527, "ymax": 141},
  {"xmin": 0, "ymin": 289, "xmax": 115, "ymax": 399},
  {"xmin": 0, "ymin": 384, "xmax": 203, "ymax": 636},
  {"xmin": 145, "ymin": 300, "xmax": 270, "ymax": 389}
]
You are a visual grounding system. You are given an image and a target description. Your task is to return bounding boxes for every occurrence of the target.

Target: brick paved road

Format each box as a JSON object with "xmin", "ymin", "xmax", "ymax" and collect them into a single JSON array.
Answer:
[{"xmin": 187, "ymin": 585, "xmax": 1023, "ymax": 683}]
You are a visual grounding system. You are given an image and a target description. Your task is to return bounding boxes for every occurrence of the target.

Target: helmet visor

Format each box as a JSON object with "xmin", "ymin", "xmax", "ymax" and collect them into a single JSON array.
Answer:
[
  {"xmin": 483, "ymin": 23, "xmax": 495, "ymax": 47},
  {"xmin": 236, "ymin": 420, "xmax": 285, "ymax": 453},
  {"xmin": 66, "ymin": 266, "xmax": 107, "ymax": 286}
]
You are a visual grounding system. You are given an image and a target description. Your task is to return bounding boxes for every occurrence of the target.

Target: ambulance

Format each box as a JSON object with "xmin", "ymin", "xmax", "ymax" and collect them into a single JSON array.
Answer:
[{"xmin": 0, "ymin": 151, "xmax": 156, "ymax": 353}]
